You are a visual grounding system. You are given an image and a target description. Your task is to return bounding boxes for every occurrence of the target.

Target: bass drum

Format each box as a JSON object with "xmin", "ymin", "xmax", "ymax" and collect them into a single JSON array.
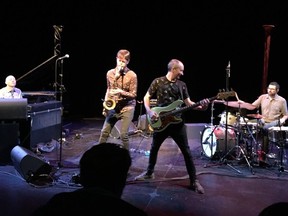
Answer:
[{"xmin": 201, "ymin": 125, "xmax": 236, "ymax": 158}]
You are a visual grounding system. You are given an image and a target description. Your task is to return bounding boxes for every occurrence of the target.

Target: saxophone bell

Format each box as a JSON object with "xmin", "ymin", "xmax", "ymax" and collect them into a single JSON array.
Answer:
[{"xmin": 103, "ymin": 98, "xmax": 116, "ymax": 111}]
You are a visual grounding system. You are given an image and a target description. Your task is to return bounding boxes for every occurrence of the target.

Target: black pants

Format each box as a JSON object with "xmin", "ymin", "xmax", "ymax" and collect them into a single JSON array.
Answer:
[{"xmin": 147, "ymin": 122, "xmax": 197, "ymax": 182}]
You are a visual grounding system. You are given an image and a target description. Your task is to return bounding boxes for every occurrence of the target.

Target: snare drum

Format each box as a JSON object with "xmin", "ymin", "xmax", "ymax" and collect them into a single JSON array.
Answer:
[{"xmin": 240, "ymin": 121, "xmax": 258, "ymax": 134}]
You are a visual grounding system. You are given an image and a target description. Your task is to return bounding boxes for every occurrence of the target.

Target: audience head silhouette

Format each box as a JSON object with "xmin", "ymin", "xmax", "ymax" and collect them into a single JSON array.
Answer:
[
  {"xmin": 79, "ymin": 142, "xmax": 131, "ymax": 197},
  {"xmin": 32, "ymin": 143, "xmax": 147, "ymax": 216},
  {"xmin": 258, "ymin": 202, "xmax": 288, "ymax": 216}
]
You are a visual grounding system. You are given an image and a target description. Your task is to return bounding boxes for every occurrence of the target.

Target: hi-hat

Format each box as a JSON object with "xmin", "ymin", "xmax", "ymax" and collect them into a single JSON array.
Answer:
[{"xmin": 246, "ymin": 113, "xmax": 263, "ymax": 119}]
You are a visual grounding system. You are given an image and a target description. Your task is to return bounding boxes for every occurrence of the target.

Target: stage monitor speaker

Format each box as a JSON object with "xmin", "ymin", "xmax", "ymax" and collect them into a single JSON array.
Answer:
[
  {"xmin": 110, "ymin": 120, "xmax": 137, "ymax": 139},
  {"xmin": 10, "ymin": 145, "xmax": 52, "ymax": 182},
  {"xmin": 20, "ymin": 102, "xmax": 62, "ymax": 149}
]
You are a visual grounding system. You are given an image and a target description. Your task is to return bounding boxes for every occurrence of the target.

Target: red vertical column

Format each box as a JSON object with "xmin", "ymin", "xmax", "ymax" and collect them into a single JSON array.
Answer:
[{"xmin": 262, "ymin": 25, "xmax": 274, "ymax": 94}]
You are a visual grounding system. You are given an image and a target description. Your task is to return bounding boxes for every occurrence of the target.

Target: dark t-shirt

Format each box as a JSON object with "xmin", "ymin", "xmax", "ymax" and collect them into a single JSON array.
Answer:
[{"xmin": 147, "ymin": 76, "xmax": 189, "ymax": 107}]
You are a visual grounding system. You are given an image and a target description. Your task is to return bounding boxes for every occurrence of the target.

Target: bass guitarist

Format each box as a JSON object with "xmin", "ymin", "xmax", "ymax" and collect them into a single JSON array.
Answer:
[{"xmin": 134, "ymin": 59, "xmax": 209, "ymax": 194}]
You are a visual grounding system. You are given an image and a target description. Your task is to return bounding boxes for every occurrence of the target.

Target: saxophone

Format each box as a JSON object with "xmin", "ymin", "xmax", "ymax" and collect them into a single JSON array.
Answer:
[{"xmin": 102, "ymin": 71, "xmax": 122, "ymax": 115}]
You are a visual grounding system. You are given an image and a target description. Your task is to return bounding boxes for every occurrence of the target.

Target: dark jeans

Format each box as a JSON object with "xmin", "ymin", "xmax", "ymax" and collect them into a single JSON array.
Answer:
[
  {"xmin": 147, "ymin": 122, "xmax": 197, "ymax": 182},
  {"xmin": 99, "ymin": 107, "xmax": 135, "ymax": 150}
]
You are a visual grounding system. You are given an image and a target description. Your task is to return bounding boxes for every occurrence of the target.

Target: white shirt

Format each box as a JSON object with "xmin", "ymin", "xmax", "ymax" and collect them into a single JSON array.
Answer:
[{"xmin": 0, "ymin": 87, "xmax": 23, "ymax": 99}]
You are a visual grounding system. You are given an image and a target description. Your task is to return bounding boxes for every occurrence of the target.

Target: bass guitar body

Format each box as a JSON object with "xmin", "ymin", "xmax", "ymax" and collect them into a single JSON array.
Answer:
[{"xmin": 148, "ymin": 100, "xmax": 184, "ymax": 132}]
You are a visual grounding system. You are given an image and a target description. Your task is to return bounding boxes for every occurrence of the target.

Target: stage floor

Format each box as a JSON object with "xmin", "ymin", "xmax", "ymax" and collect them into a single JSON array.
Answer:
[{"xmin": 1, "ymin": 118, "xmax": 288, "ymax": 216}]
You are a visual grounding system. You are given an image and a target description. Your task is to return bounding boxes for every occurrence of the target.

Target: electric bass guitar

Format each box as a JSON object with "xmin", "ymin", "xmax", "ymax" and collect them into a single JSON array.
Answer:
[{"xmin": 147, "ymin": 91, "xmax": 236, "ymax": 132}]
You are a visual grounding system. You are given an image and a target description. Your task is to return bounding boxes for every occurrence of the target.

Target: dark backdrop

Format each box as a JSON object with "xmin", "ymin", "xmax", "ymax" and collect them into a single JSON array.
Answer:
[{"xmin": 1, "ymin": 0, "xmax": 288, "ymax": 124}]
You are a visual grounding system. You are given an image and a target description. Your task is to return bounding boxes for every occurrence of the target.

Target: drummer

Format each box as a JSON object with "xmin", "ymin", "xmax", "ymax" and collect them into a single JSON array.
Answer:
[{"xmin": 225, "ymin": 82, "xmax": 288, "ymax": 161}]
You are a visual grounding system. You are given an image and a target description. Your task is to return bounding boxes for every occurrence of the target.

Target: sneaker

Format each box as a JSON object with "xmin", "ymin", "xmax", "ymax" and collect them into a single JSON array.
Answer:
[
  {"xmin": 190, "ymin": 179, "xmax": 205, "ymax": 194},
  {"xmin": 134, "ymin": 172, "xmax": 155, "ymax": 181}
]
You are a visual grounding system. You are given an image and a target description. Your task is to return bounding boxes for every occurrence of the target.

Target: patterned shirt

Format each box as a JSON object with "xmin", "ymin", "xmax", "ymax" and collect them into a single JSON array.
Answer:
[
  {"xmin": 147, "ymin": 76, "xmax": 189, "ymax": 107},
  {"xmin": 105, "ymin": 67, "xmax": 137, "ymax": 109}
]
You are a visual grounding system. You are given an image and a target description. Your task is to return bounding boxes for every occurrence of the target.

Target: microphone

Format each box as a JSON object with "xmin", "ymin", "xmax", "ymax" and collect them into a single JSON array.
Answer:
[
  {"xmin": 57, "ymin": 54, "xmax": 69, "ymax": 60},
  {"xmin": 227, "ymin": 61, "xmax": 230, "ymax": 69},
  {"xmin": 119, "ymin": 66, "xmax": 125, "ymax": 74},
  {"xmin": 115, "ymin": 66, "xmax": 125, "ymax": 80},
  {"xmin": 226, "ymin": 61, "xmax": 230, "ymax": 77}
]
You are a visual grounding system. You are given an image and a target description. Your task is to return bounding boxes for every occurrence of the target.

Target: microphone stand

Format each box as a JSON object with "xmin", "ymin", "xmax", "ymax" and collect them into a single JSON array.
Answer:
[
  {"xmin": 17, "ymin": 55, "xmax": 58, "ymax": 82},
  {"xmin": 218, "ymin": 61, "xmax": 244, "ymax": 173},
  {"xmin": 204, "ymin": 62, "xmax": 237, "ymax": 170},
  {"xmin": 55, "ymin": 57, "xmax": 67, "ymax": 168},
  {"xmin": 222, "ymin": 61, "xmax": 230, "ymax": 160}
]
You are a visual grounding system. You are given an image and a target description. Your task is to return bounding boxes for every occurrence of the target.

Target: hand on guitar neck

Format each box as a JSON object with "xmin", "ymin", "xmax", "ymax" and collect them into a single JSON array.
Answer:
[{"xmin": 147, "ymin": 90, "xmax": 235, "ymax": 132}]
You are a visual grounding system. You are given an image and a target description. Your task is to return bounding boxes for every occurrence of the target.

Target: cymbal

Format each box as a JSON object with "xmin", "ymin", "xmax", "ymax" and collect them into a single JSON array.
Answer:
[
  {"xmin": 246, "ymin": 113, "xmax": 263, "ymax": 119},
  {"xmin": 225, "ymin": 101, "xmax": 255, "ymax": 110}
]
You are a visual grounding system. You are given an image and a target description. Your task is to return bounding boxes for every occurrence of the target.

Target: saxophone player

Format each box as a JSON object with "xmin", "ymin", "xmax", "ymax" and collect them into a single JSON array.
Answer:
[{"xmin": 98, "ymin": 49, "xmax": 138, "ymax": 150}]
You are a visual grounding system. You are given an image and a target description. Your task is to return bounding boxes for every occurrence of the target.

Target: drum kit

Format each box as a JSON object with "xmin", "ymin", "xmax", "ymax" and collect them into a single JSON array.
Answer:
[
  {"xmin": 201, "ymin": 101, "xmax": 266, "ymax": 173},
  {"xmin": 202, "ymin": 100, "xmax": 288, "ymax": 174}
]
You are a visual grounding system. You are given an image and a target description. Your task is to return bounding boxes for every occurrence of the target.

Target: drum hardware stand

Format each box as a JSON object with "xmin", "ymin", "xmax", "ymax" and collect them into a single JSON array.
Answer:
[
  {"xmin": 130, "ymin": 101, "xmax": 151, "ymax": 156},
  {"xmin": 136, "ymin": 100, "xmax": 153, "ymax": 139},
  {"xmin": 275, "ymin": 124, "xmax": 288, "ymax": 176},
  {"xmin": 202, "ymin": 101, "xmax": 219, "ymax": 164},
  {"xmin": 136, "ymin": 100, "xmax": 144, "ymax": 134},
  {"xmin": 219, "ymin": 107, "xmax": 255, "ymax": 174},
  {"xmin": 241, "ymin": 116, "xmax": 259, "ymax": 164},
  {"xmin": 203, "ymin": 101, "xmax": 234, "ymax": 167},
  {"xmin": 202, "ymin": 101, "xmax": 215, "ymax": 157}
]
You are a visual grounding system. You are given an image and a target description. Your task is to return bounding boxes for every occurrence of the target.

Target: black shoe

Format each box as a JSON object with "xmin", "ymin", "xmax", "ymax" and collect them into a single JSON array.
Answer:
[
  {"xmin": 134, "ymin": 172, "xmax": 155, "ymax": 181},
  {"xmin": 189, "ymin": 180, "xmax": 205, "ymax": 194}
]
